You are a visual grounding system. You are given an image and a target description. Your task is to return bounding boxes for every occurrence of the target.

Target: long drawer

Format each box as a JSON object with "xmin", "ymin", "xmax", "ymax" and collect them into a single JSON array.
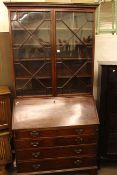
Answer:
[
  {"xmin": 15, "ymin": 135, "xmax": 97, "ymax": 149},
  {"xmin": 14, "ymin": 125, "xmax": 98, "ymax": 140},
  {"xmin": 16, "ymin": 144, "xmax": 96, "ymax": 160},
  {"xmin": 17, "ymin": 156, "xmax": 96, "ymax": 173}
]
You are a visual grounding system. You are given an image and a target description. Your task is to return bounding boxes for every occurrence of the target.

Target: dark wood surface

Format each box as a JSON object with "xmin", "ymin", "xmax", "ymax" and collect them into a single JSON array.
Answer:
[
  {"xmin": 15, "ymin": 134, "xmax": 97, "ymax": 149},
  {"xmin": 14, "ymin": 125, "xmax": 98, "ymax": 139},
  {"xmin": 12, "ymin": 96, "xmax": 99, "ymax": 174},
  {"xmin": 17, "ymin": 156, "xmax": 96, "ymax": 173},
  {"xmin": 16, "ymin": 144, "xmax": 96, "ymax": 160},
  {"xmin": 99, "ymin": 65, "xmax": 117, "ymax": 161},
  {"xmin": 4, "ymin": 2, "xmax": 99, "ymax": 9},
  {"xmin": 12, "ymin": 96, "xmax": 99, "ymax": 130}
]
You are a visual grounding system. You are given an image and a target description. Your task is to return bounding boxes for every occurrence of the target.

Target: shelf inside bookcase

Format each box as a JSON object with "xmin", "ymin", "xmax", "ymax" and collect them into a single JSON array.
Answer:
[
  {"xmin": 15, "ymin": 74, "xmax": 92, "ymax": 80},
  {"xmin": 10, "ymin": 8, "xmax": 94, "ymax": 96}
]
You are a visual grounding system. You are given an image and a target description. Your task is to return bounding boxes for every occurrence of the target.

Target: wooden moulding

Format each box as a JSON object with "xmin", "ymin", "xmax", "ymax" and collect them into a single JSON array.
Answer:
[
  {"xmin": 0, "ymin": 86, "xmax": 10, "ymax": 96},
  {"xmin": 4, "ymin": 2, "xmax": 99, "ymax": 9}
]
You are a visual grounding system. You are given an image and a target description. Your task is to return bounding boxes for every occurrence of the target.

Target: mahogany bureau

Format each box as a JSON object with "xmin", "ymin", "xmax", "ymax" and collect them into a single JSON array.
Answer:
[
  {"xmin": 4, "ymin": 2, "xmax": 99, "ymax": 174},
  {"xmin": 12, "ymin": 96, "xmax": 99, "ymax": 175}
]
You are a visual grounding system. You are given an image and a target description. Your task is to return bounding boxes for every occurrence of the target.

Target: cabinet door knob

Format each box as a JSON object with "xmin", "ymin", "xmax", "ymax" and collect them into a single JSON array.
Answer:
[
  {"xmin": 75, "ymin": 137, "xmax": 83, "ymax": 144},
  {"xmin": 30, "ymin": 131, "xmax": 39, "ymax": 137},
  {"xmin": 32, "ymin": 164, "xmax": 40, "ymax": 170},
  {"xmin": 32, "ymin": 152, "xmax": 40, "ymax": 158},
  {"xmin": 31, "ymin": 141, "xmax": 39, "ymax": 147},
  {"xmin": 74, "ymin": 148, "xmax": 82, "ymax": 154},
  {"xmin": 75, "ymin": 128, "xmax": 84, "ymax": 134},
  {"xmin": 74, "ymin": 159, "xmax": 82, "ymax": 166}
]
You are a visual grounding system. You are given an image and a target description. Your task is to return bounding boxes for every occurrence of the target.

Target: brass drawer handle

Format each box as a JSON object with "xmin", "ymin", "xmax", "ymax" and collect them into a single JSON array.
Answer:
[
  {"xmin": 74, "ymin": 159, "xmax": 82, "ymax": 166},
  {"xmin": 31, "ymin": 141, "xmax": 39, "ymax": 147},
  {"xmin": 96, "ymin": 128, "xmax": 99, "ymax": 132},
  {"xmin": 32, "ymin": 152, "xmax": 40, "ymax": 158},
  {"xmin": 74, "ymin": 148, "xmax": 82, "ymax": 154},
  {"xmin": 75, "ymin": 137, "xmax": 83, "ymax": 144},
  {"xmin": 75, "ymin": 128, "xmax": 84, "ymax": 134},
  {"xmin": 30, "ymin": 131, "xmax": 39, "ymax": 137},
  {"xmin": 32, "ymin": 164, "xmax": 40, "ymax": 170}
]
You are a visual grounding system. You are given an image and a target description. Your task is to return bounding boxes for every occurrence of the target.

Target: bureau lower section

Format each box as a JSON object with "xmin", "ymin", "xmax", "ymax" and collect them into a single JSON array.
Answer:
[
  {"xmin": 14, "ymin": 125, "xmax": 98, "ymax": 174},
  {"xmin": 17, "ymin": 156, "xmax": 96, "ymax": 173}
]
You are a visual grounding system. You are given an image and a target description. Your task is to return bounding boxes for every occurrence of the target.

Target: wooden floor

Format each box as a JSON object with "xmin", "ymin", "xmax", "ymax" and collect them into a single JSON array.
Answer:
[{"xmin": 98, "ymin": 163, "xmax": 117, "ymax": 175}]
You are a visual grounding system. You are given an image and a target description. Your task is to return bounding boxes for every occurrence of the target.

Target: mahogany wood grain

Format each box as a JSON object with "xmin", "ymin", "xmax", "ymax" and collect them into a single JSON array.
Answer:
[
  {"xmin": 15, "ymin": 134, "xmax": 97, "ymax": 150},
  {"xmin": 4, "ymin": 1, "xmax": 99, "ymax": 174},
  {"xmin": 16, "ymin": 144, "xmax": 97, "ymax": 160},
  {"xmin": 14, "ymin": 125, "xmax": 98, "ymax": 140},
  {"xmin": 4, "ymin": 2, "xmax": 98, "ymax": 9},
  {"xmin": 17, "ymin": 156, "xmax": 96, "ymax": 173},
  {"xmin": 12, "ymin": 96, "xmax": 99, "ymax": 130}
]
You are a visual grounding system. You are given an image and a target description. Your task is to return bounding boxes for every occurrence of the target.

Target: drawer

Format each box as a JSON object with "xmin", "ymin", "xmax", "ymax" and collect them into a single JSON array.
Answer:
[
  {"xmin": 16, "ymin": 144, "xmax": 96, "ymax": 160},
  {"xmin": 15, "ymin": 135, "xmax": 97, "ymax": 150},
  {"xmin": 17, "ymin": 156, "xmax": 96, "ymax": 173},
  {"xmin": 14, "ymin": 125, "xmax": 98, "ymax": 140}
]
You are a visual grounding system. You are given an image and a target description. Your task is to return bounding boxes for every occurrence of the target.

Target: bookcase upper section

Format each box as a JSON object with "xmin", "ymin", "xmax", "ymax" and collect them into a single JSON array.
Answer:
[{"xmin": 5, "ymin": 2, "xmax": 98, "ymax": 97}]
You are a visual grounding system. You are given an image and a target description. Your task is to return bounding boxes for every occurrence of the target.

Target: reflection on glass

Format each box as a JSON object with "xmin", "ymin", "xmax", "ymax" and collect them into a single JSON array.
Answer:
[
  {"xmin": 11, "ymin": 11, "xmax": 52, "ymax": 96},
  {"xmin": 56, "ymin": 12, "xmax": 93, "ymax": 94},
  {"xmin": 11, "ymin": 12, "xmax": 51, "ymax": 60},
  {"xmin": 56, "ymin": 12, "xmax": 93, "ymax": 59}
]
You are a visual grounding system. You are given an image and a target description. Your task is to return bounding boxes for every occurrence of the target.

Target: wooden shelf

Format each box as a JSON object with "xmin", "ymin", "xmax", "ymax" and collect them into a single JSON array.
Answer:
[
  {"xmin": 16, "ymin": 74, "xmax": 92, "ymax": 80},
  {"xmin": 14, "ymin": 58, "xmax": 51, "ymax": 61},
  {"xmin": 13, "ymin": 43, "xmax": 92, "ymax": 46},
  {"xmin": 12, "ymin": 27, "xmax": 92, "ymax": 31},
  {"xmin": 14, "ymin": 58, "xmax": 92, "ymax": 62}
]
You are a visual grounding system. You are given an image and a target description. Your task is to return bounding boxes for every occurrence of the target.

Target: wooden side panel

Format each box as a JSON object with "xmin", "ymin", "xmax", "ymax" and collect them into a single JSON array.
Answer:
[
  {"xmin": 0, "ymin": 133, "xmax": 12, "ymax": 165},
  {"xmin": 0, "ymin": 95, "xmax": 11, "ymax": 130},
  {"xmin": 0, "ymin": 33, "xmax": 14, "ymax": 91}
]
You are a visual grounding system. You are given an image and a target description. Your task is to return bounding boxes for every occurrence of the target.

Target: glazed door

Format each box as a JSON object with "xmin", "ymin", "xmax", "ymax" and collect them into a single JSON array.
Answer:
[
  {"xmin": 11, "ymin": 11, "xmax": 52, "ymax": 96},
  {"xmin": 56, "ymin": 11, "xmax": 94, "ymax": 95},
  {"xmin": 10, "ymin": 9, "xmax": 95, "ymax": 96}
]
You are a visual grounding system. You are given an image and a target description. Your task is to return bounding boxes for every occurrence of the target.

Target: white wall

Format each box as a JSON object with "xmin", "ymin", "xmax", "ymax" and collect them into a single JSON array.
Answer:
[
  {"xmin": 0, "ymin": 0, "xmax": 98, "ymax": 32},
  {"xmin": 0, "ymin": 1, "xmax": 9, "ymax": 32}
]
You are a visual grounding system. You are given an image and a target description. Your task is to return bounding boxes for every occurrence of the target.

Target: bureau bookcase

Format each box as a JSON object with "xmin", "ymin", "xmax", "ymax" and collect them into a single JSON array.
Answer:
[{"xmin": 5, "ymin": 2, "xmax": 99, "ymax": 175}]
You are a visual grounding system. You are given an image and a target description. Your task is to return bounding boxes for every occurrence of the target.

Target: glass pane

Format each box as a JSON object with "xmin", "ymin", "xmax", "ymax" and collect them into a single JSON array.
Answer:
[
  {"xmin": 56, "ymin": 11, "xmax": 93, "ymax": 94},
  {"xmin": 56, "ymin": 12, "xmax": 93, "ymax": 59},
  {"xmin": 11, "ymin": 12, "xmax": 51, "ymax": 60},
  {"xmin": 11, "ymin": 11, "xmax": 52, "ymax": 96}
]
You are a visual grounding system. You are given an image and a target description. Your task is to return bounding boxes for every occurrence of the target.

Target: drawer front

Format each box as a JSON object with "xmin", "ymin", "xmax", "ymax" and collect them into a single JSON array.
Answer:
[
  {"xmin": 17, "ymin": 156, "xmax": 96, "ymax": 173},
  {"xmin": 14, "ymin": 125, "xmax": 98, "ymax": 140},
  {"xmin": 16, "ymin": 144, "xmax": 96, "ymax": 160},
  {"xmin": 15, "ymin": 135, "xmax": 97, "ymax": 150}
]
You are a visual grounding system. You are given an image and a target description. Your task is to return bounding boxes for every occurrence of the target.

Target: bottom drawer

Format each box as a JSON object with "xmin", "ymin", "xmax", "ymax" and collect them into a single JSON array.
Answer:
[{"xmin": 17, "ymin": 156, "xmax": 96, "ymax": 173}]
